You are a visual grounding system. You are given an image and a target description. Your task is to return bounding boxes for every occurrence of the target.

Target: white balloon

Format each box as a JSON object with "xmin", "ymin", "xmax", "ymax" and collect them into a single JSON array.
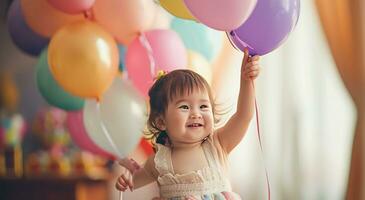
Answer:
[{"xmin": 83, "ymin": 78, "xmax": 147, "ymax": 158}]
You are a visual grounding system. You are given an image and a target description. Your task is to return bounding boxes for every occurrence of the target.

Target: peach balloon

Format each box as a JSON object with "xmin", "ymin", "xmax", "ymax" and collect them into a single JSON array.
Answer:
[
  {"xmin": 93, "ymin": 0, "xmax": 157, "ymax": 45},
  {"xmin": 20, "ymin": 0, "xmax": 83, "ymax": 37},
  {"xmin": 48, "ymin": 20, "xmax": 119, "ymax": 99},
  {"xmin": 47, "ymin": 0, "xmax": 95, "ymax": 14}
]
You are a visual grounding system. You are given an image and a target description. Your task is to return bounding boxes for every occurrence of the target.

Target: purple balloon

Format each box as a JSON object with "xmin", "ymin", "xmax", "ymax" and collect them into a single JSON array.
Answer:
[
  {"xmin": 7, "ymin": 0, "xmax": 49, "ymax": 56},
  {"xmin": 228, "ymin": 0, "xmax": 300, "ymax": 55}
]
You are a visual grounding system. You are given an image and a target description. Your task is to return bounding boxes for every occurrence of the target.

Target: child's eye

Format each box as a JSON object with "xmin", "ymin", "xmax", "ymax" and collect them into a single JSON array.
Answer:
[
  {"xmin": 200, "ymin": 105, "xmax": 209, "ymax": 109},
  {"xmin": 179, "ymin": 105, "xmax": 189, "ymax": 109}
]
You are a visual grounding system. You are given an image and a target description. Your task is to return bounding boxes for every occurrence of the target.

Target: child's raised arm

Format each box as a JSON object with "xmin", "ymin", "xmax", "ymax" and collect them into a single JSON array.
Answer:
[
  {"xmin": 215, "ymin": 49, "xmax": 260, "ymax": 154},
  {"xmin": 116, "ymin": 155, "xmax": 158, "ymax": 191}
]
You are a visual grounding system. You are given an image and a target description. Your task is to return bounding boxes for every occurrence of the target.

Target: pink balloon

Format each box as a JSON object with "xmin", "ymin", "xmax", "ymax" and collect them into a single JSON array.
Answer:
[
  {"xmin": 183, "ymin": 0, "xmax": 257, "ymax": 31},
  {"xmin": 47, "ymin": 0, "xmax": 95, "ymax": 14},
  {"xmin": 66, "ymin": 111, "xmax": 115, "ymax": 159},
  {"xmin": 126, "ymin": 29, "xmax": 187, "ymax": 96}
]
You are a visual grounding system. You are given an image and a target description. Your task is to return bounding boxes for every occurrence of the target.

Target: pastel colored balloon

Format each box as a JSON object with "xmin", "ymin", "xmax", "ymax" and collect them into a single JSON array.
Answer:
[
  {"xmin": 171, "ymin": 18, "xmax": 223, "ymax": 60},
  {"xmin": 228, "ymin": 0, "xmax": 300, "ymax": 55},
  {"xmin": 183, "ymin": 0, "xmax": 257, "ymax": 31},
  {"xmin": 150, "ymin": 5, "xmax": 171, "ymax": 30},
  {"xmin": 93, "ymin": 0, "xmax": 157, "ymax": 44},
  {"xmin": 47, "ymin": 0, "xmax": 95, "ymax": 14},
  {"xmin": 160, "ymin": 0, "xmax": 195, "ymax": 20},
  {"xmin": 20, "ymin": 0, "xmax": 83, "ymax": 37},
  {"xmin": 48, "ymin": 20, "xmax": 119, "ymax": 99},
  {"xmin": 83, "ymin": 78, "xmax": 147, "ymax": 159},
  {"xmin": 7, "ymin": 0, "xmax": 49, "ymax": 56},
  {"xmin": 118, "ymin": 45, "xmax": 127, "ymax": 72},
  {"xmin": 66, "ymin": 111, "xmax": 114, "ymax": 159},
  {"xmin": 36, "ymin": 49, "xmax": 84, "ymax": 111},
  {"xmin": 126, "ymin": 29, "xmax": 187, "ymax": 96},
  {"xmin": 187, "ymin": 50, "xmax": 212, "ymax": 84}
]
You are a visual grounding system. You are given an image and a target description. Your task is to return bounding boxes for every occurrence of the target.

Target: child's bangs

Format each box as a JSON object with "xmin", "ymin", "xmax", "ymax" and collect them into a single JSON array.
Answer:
[{"xmin": 166, "ymin": 72, "xmax": 207, "ymax": 103}]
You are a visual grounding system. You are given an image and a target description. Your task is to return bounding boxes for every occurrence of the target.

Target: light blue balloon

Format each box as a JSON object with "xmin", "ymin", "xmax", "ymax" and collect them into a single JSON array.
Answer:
[
  {"xmin": 171, "ymin": 18, "xmax": 223, "ymax": 60},
  {"xmin": 36, "ymin": 49, "xmax": 84, "ymax": 111},
  {"xmin": 118, "ymin": 45, "xmax": 126, "ymax": 72}
]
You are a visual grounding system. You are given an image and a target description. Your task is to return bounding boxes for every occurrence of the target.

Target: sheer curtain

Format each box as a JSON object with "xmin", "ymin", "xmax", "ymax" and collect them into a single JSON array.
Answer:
[
  {"xmin": 315, "ymin": 0, "xmax": 365, "ymax": 199},
  {"xmin": 212, "ymin": 0, "xmax": 355, "ymax": 199}
]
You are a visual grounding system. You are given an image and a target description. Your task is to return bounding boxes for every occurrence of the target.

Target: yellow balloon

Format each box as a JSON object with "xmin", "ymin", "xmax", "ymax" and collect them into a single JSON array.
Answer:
[
  {"xmin": 21, "ymin": 0, "xmax": 83, "ymax": 37},
  {"xmin": 187, "ymin": 50, "xmax": 212, "ymax": 84},
  {"xmin": 160, "ymin": 0, "xmax": 196, "ymax": 20},
  {"xmin": 48, "ymin": 20, "xmax": 119, "ymax": 99}
]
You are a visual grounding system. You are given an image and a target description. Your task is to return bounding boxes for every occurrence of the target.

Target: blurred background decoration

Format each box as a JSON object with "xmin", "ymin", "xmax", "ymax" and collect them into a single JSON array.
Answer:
[
  {"xmin": 0, "ymin": 71, "xmax": 26, "ymax": 177},
  {"xmin": 26, "ymin": 107, "xmax": 110, "ymax": 178},
  {"xmin": 0, "ymin": 0, "xmax": 364, "ymax": 200}
]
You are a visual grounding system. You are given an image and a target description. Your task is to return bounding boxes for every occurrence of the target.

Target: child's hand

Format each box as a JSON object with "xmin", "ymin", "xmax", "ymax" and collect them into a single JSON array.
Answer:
[
  {"xmin": 118, "ymin": 158, "xmax": 141, "ymax": 173},
  {"xmin": 115, "ymin": 158, "xmax": 141, "ymax": 192},
  {"xmin": 242, "ymin": 48, "xmax": 261, "ymax": 80}
]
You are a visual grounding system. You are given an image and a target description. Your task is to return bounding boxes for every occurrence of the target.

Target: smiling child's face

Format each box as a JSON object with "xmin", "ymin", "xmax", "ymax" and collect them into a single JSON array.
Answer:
[{"xmin": 160, "ymin": 89, "xmax": 214, "ymax": 146}]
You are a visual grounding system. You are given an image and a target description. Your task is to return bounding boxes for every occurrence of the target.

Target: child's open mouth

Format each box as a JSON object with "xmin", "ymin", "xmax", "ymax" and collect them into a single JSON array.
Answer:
[{"xmin": 187, "ymin": 123, "xmax": 203, "ymax": 127}]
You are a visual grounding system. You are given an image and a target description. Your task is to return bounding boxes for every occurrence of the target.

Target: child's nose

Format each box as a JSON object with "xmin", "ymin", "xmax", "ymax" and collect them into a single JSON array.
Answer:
[{"xmin": 190, "ymin": 113, "xmax": 202, "ymax": 119}]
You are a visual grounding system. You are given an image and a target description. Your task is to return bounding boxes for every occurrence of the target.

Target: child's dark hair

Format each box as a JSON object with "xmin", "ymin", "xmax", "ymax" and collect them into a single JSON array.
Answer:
[{"xmin": 145, "ymin": 69, "xmax": 221, "ymax": 148}]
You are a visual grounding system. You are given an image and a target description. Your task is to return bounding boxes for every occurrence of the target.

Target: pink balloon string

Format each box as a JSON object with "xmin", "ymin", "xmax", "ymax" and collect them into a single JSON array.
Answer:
[
  {"xmin": 226, "ymin": 31, "xmax": 271, "ymax": 197},
  {"xmin": 96, "ymin": 102, "xmax": 122, "ymax": 158},
  {"xmin": 227, "ymin": 31, "xmax": 271, "ymax": 199},
  {"xmin": 138, "ymin": 33, "xmax": 156, "ymax": 78},
  {"xmin": 252, "ymin": 81, "xmax": 271, "ymax": 200}
]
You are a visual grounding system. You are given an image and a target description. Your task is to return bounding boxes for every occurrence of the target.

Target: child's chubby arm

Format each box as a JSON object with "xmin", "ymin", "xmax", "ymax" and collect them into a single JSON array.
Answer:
[
  {"xmin": 215, "ymin": 49, "xmax": 260, "ymax": 154},
  {"xmin": 115, "ymin": 155, "xmax": 158, "ymax": 192}
]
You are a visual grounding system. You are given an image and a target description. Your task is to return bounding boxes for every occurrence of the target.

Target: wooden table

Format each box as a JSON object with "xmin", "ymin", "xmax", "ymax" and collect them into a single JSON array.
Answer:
[{"xmin": 0, "ymin": 177, "xmax": 110, "ymax": 200}]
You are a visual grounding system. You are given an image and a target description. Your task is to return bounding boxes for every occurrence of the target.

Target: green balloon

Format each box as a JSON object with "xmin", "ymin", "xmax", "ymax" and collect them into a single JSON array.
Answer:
[
  {"xmin": 171, "ymin": 18, "xmax": 223, "ymax": 60},
  {"xmin": 36, "ymin": 48, "xmax": 84, "ymax": 111}
]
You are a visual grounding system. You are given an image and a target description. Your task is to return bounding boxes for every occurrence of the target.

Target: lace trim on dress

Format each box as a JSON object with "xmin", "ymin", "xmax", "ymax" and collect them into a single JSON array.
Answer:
[
  {"xmin": 160, "ymin": 180, "xmax": 231, "ymax": 198},
  {"xmin": 154, "ymin": 137, "xmax": 232, "ymax": 198}
]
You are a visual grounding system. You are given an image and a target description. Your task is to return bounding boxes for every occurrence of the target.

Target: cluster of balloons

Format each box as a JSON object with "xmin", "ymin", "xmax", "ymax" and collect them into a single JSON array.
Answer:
[
  {"xmin": 161, "ymin": 0, "xmax": 300, "ymax": 55},
  {"xmin": 6, "ymin": 0, "xmax": 300, "ymax": 160}
]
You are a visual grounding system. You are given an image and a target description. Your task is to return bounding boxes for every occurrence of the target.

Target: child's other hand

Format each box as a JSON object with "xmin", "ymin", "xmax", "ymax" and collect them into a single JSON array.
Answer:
[
  {"xmin": 242, "ymin": 48, "xmax": 261, "ymax": 80},
  {"xmin": 116, "ymin": 167, "xmax": 134, "ymax": 191},
  {"xmin": 115, "ymin": 158, "xmax": 141, "ymax": 192},
  {"xmin": 118, "ymin": 158, "xmax": 141, "ymax": 174}
]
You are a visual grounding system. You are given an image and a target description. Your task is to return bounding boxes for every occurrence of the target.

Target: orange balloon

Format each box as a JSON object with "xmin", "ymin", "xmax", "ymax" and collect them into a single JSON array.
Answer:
[
  {"xmin": 48, "ymin": 20, "xmax": 119, "ymax": 99},
  {"xmin": 21, "ymin": 0, "xmax": 83, "ymax": 37},
  {"xmin": 93, "ymin": 0, "xmax": 157, "ymax": 44}
]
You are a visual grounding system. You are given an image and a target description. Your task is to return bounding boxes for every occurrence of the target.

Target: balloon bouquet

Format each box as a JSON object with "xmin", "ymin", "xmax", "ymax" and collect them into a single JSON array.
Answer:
[
  {"xmin": 6, "ymin": 0, "xmax": 300, "ymax": 165},
  {"xmin": 161, "ymin": 0, "xmax": 300, "ymax": 55}
]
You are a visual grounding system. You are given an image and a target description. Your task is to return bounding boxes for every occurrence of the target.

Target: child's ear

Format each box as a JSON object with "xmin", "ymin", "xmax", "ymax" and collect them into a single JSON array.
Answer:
[{"xmin": 156, "ymin": 117, "xmax": 166, "ymax": 130}]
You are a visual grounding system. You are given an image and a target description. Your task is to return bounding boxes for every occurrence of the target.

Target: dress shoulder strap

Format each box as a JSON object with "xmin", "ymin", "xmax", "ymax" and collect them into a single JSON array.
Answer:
[
  {"xmin": 202, "ymin": 136, "xmax": 220, "ymax": 170},
  {"xmin": 154, "ymin": 144, "xmax": 173, "ymax": 175}
]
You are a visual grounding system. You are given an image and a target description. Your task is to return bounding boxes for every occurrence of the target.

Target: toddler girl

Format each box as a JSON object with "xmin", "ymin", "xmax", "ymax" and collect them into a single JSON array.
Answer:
[{"xmin": 116, "ymin": 49, "xmax": 260, "ymax": 199}]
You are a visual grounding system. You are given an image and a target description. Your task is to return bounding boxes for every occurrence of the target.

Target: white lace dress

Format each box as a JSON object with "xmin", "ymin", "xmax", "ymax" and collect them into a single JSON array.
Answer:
[{"xmin": 154, "ymin": 136, "xmax": 242, "ymax": 200}]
